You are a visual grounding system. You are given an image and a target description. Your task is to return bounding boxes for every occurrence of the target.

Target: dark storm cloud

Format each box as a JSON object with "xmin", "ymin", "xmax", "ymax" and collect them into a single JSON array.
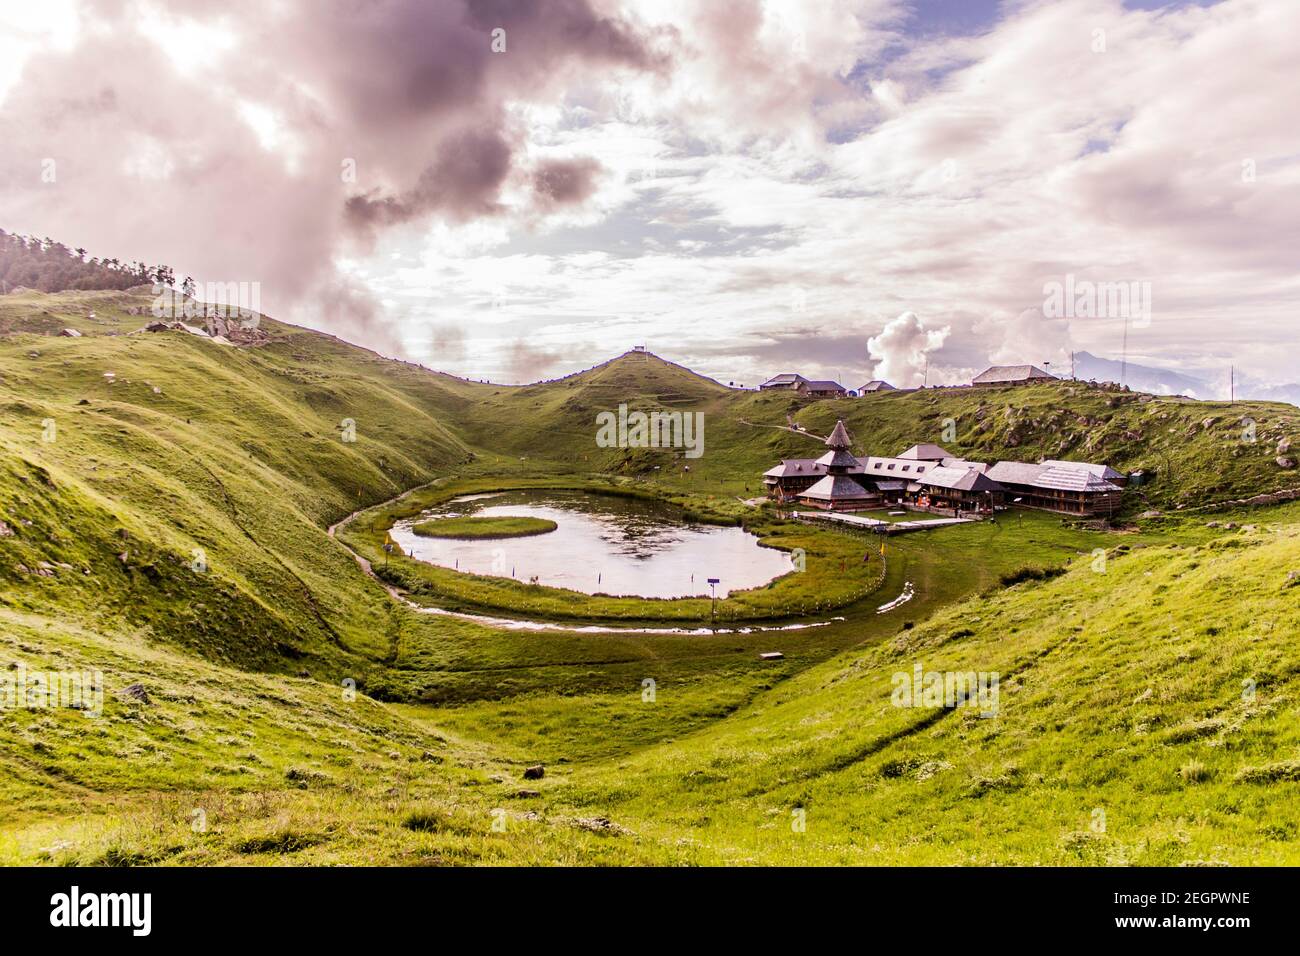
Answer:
[
  {"xmin": 531, "ymin": 156, "xmax": 604, "ymax": 209},
  {"xmin": 0, "ymin": 0, "xmax": 668, "ymax": 350},
  {"xmin": 344, "ymin": 126, "xmax": 516, "ymax": 236}
]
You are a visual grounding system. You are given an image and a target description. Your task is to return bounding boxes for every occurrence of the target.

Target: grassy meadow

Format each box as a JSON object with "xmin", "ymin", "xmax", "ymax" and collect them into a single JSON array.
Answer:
[
  {"xmin": 2, "ymin": 287, "xmax": 1298, "ymax": 865},
  {"xmin": 412, "ymin": 516, "xmax": 559, "ymax": 539}
]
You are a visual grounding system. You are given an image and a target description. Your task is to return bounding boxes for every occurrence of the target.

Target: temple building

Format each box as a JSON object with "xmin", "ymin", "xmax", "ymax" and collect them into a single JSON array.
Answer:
[
  {"xmin": 797, "ymin": 420, "xmax": 878, "ymax": 510},
  {"xmin": 763, "ymin": 426, "xmax": 1126, "ymax": 518},
  {"xmin": 908, "ymin": 465, "xmax": 1004, "ymax": 515}
]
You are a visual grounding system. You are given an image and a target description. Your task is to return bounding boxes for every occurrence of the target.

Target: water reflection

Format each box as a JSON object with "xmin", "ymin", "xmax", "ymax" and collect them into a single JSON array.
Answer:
[{"xmin": 388, "ymin": 490, "xmax": 792, "ymax": 598}]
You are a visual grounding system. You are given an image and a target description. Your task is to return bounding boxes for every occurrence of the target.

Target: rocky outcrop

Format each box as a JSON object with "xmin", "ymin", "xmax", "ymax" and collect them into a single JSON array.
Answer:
[
  {"xmin": 136, "ymin": 316, "xmax": 269, "ymax": 346},
  {"xmin": 1193, "ymin": 487, "xmax": 1300, "ymax": 513}
]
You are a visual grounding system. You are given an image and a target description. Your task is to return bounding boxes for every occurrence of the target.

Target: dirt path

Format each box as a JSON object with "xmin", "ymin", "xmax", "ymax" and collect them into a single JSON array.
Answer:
[
  {"xmin": 736, "ymin": 417, "xmax": 827, "ymax": 442},
  {"xmin": 326, "ymin": 477, "xmax": 446, "ymax": 602}
]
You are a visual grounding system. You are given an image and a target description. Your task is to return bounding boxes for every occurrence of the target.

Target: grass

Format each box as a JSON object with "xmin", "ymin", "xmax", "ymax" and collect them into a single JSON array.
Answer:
[
  {"xmin": 538, "ymin": 521, "xmax": 1300, "ymax": 865},
  {"xmin": 411, "ymin": 515, "xmax": 558, "ymax": 539},
  {"xmin": 2, "ymin": 286, "xmax": 1299, "ymax": 865}
]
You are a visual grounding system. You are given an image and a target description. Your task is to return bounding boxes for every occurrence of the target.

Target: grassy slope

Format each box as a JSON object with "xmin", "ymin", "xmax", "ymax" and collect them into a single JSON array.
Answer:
[
  {"xmin": 3, "ymin": 287, "xmax": 1299, "ymax": 864},
  {"xmin": 0, "ymin": 289, "xmax": 485, "ymax": 672},
  {"xmin": 0, "ymin": 607, "xmax": 661, "ymax": 865},
  {"xmin": 549, "ymin": 510, "xmax": 1300, "ymax": 864}
]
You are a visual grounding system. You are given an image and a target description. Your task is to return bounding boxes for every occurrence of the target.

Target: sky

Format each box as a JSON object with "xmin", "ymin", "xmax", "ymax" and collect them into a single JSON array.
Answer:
[{"xmin": 0, "ymin": 0, "xmax": 1296, "ymax": 391}]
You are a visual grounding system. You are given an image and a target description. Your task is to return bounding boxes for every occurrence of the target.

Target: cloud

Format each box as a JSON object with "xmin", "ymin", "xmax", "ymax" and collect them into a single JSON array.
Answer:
[
  {"xmin": 2, "ymin": 0, "xmax": 1299, "ymax": 391},
  {"xmin": 429, "ymin": 323, "xmax": 468, "ymax": 365},
  {"xmin": 343, "ymin": 126, "xmax": 516, "ymax": 237},
  {"xmin": 0, "ymin": 0, "xmax": 666, "ymax": 352},
  {"xmin": 979, "ymin": 307, "xmax": 1073, "ymax": 372},
  {"xmin": 531, "ymin": 156, "xmax": 605, "ymax": 211},
  {"xmin": 867, "ymin": 311, "xmax": 949, "ymax": 387},
  {"xmin": 505, "ymin": 339, "xmax": 562, "ymax": 383}
]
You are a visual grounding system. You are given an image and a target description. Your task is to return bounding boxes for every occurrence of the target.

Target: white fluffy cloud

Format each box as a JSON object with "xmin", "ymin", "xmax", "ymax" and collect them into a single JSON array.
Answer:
[
  {"xmin": 980, "ymin": 307, "xmax": 1074, "ymax": 373},
  {"xmin": 2, "ymin": 0, "xmax": 1298, "ymax": 386},
  {"xmin": 867, "ymin": 311, "xmax": 949, "ymax": 387}
]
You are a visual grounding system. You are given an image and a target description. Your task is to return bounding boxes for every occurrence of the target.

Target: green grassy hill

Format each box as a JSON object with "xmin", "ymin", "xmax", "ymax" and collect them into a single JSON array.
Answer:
[
  {"xmin": 0, "ymin": 288, "xmax": 490, "ymax": 672},
  {"xmin": 547, "ymin": 511, "xmax": 1300, "ymax": 864},
  {"xmin": 2, "ymin": 284, "xmax": 1298, "ymax": 865}
]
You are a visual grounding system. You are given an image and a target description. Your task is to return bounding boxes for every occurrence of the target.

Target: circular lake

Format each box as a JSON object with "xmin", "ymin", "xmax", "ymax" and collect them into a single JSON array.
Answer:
[{"xmin": 389, "ymin": 489, "xmax": 793, "ymax": 599}]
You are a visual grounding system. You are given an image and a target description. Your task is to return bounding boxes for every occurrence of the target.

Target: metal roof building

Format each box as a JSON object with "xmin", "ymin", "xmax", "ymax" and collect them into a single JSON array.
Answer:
[
  {"xmin": 986, "ymin": 459, "xmax": 1123, "ymax": 515},
  {"xmin": 972, "ymin": 365, "xmax": 1057, "ymax": 386}
]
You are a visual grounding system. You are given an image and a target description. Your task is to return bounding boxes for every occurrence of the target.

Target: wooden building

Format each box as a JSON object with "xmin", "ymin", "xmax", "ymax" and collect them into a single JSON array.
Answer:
[
  {"xmin": 897, "ymin": 442, "xmax": 951, "ymax": 461},
  {"xmin": 972, "ymin": 365, "xmax": 1056, "ymax": 386},
  {"xmin": 759, "ymin": 373, "xmax": 808, "ymax": 391},
  {"xmin": 985, "ymin": 460, "xmax": 1124, "ymax": 515},
  {"xmin": 795, "ymin": 379, "xmax": 848, "ymax": 399},
  {"xmin": 763, "ymin": 457, "xmax": 862, "ymax": 500},
  {"xmin": 908, "ymin": 465, "xmax": 1003, "ymax": 515},
  {"xmin": 1040, "ymin": 460, "xmax": 1127, "ymax": 488},
  {"xmin": 794, "ymin": 420, "xmax": 878, "ymax": 511}
]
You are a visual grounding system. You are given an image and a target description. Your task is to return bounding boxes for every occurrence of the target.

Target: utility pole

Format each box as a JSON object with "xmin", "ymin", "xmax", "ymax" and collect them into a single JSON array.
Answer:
[
  {"xmin": 922, "ymin": 356, "xmax": 929, "ymax": 388},
  {"xmin": 1120, "ymin": 315, "xmax": 1129, "ymax": 388},
  {"xmin": 1230, "ymin": 365, "xmax": 1235, "ymax": 403},
  {"xmin": 1070, "ymin": 350, "xmax": 1076, "ymax": 380}
]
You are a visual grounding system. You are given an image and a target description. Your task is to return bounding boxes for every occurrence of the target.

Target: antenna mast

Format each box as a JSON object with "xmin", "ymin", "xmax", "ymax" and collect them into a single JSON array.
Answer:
[{"xmin": 1120, "ymin": 316, "xmax": 1129, "ymax": 388}]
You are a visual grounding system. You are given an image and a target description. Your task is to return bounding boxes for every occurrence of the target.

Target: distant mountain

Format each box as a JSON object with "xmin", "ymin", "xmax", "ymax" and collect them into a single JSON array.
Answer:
[
  {"xmin": 1248, "ymin": 382, "xmax": 1300, "ymax": 407},
  {"xmin": 1072, "ymin": 350, "xmax": 1215, "ymax": 398},
  {"xmin": 1072, "ymin": 350, "xmax": 1298, "ymax": 408}
]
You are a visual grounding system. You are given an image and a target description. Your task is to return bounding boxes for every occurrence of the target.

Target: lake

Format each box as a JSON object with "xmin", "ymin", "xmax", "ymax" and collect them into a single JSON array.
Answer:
[{"xmin": 388, "ymin": 489, "xmax": 793, "ymax": 598}]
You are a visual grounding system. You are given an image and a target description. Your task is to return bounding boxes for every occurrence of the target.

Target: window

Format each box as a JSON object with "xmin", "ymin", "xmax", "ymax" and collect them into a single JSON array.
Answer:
[
  {"xmin": 887, "ymin": 464, "xmax": 895, "ymax": 470},
  {"xmin": 917, "ymin": 466, "xmax": 926, "ymax": 473},
  {"xmin": 902, "ymin": 465, "xmax": 910, "ymax": 472}
]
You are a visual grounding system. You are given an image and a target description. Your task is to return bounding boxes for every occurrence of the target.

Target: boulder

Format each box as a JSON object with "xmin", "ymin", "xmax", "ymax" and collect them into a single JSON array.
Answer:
[
  {"xmin": 121, "ymin": 683, "xmax": 151, "ymax": 704},
  {"xmin": 59, "ymin": 328, "xmax": 81, "ymax": 337},
  {"xmin": 522, "ymin": 764, "xmax": 545, "ymax": 780},
  {"xmin": 1276, "ymin": 457, "xmax": 1297, "ymax": 469}
]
